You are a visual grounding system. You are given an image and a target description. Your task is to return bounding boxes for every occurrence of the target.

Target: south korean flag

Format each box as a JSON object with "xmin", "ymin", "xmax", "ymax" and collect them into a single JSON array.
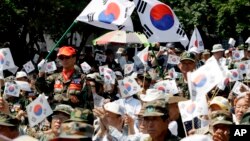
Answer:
[{"xmin": 134, "ymin": 0, "xmax": 189, "ymax": 47}]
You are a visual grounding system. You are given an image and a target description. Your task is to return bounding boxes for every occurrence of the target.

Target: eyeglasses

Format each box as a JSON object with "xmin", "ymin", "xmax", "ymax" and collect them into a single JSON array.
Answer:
[{"xmin": 58, "ymin": 56, "xmax": 72, "ymax": 60}]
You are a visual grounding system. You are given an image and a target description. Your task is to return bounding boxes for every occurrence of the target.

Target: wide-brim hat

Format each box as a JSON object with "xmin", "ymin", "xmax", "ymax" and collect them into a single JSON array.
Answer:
[
  {"xmin": 104, "ymin": 102, "xmax": 123, "ymax": 115},
  {"xmin": 211, "ymin": 44, "xmax": 225, "ymax": 53},
  {"xmin": 140, "ymin": 89, "xmax": 166, "ymax": 102}
]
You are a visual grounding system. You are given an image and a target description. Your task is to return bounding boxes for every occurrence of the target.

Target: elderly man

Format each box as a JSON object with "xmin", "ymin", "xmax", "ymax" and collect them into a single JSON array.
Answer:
[
  {"xmin": 143, "ymin": 100, "xmax": 181, "ymax": 141},
  {"xmin": 35, "ymin": 46, "xmax": 91, "ymax": 108},
  {"xmin": 28, "ymin": 104, "xmax": 73, "ymax": 140},
  {"xmin": 49, "ymin": 107, "xmax": 94, "ymax": 141},
  {"xmin": 177, "ymin": 51, "xmax": 196, "ymax": 99}
]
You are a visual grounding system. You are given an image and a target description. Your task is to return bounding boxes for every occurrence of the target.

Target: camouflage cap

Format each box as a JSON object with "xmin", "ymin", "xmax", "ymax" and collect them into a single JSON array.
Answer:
[
  {"xmin": 210, "ymin": 110, "xmax": 233, "ymax": 126},
  {"xmin": 202, "ymin": 49, "xmax": 211, "ymax": 55},
  {"xmin": 0, "ymin": 113, "xmax": 19, "ymax": 127},
  {"xmin": 143, "ymin": 100, "xmax": 168, "ymax": 117},
  {"xmin": 240, "ymin": 108, "xmax": 250, "ymax": 125},
  {"xmin": 53, "ymin": 104, "xmax": 73, "ymax": 116},
  {"xmin": 64, "ymin": 108, "xmax": 94, "ymax": 125},
  {"xmin": 180, "ymin": 51, "xmax": 196, "ymax": 62},
  {"xmin": 50, "ymin": 121, "xmax": 94, "ymax": 140},
  {"xmin": 237, "ymin": 44, "xmax": 245, "ymax": 50}
]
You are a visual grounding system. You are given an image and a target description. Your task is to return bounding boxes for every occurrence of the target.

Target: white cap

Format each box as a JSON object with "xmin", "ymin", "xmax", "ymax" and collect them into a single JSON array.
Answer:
[
  {"xmin": 115, "ymin": 71, "xmax": 123, "ymax": 78},
  {"xmin": 16, "ymin": 71, "xmax": 27, "ymax": 79},
  {"xmin": 189, "ymin": 47, "xmax": 200, "ymax": 54},
  {"xmin": 140, "ymin": 89, "xmax": 166, "ymax": 102},
  {"xmin": 180, "ymin": 134, "xmax": 212, "ymax": 141},
  {"xmin": 104, "ymin": 102, "xmax": 123, "ymax": 115}
]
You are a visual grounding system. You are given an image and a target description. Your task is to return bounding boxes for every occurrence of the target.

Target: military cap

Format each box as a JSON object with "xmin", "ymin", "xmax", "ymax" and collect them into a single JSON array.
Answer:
[
  {"xmin": 237, "ymin": 44, "xmax": 245, "ymax": 50},
  {"xmin": 64, "ymin": 108, "xmax": 94, "ymax": 125},
  {"xmin": 0, "ymin": 113, "xmax": 19, "ymax": 127},
  {"xmin": 210, "ymin": 110, "xmax": 233, "ymax": 126},
  {"xmin": 240, "ymin": 108, "xmax": 250, "ymax": 125},
  {"xmin": 50, "ymin": 122, "xmax": 94, "ymax": 140},
  {"xmin": 143, "ymin": 99, "xmax": 168, "ymax": 117},
  {"xmin": 53, "ymin": 104, "xmax": 73, "ymax": 116},
  {"xmin": 180, "ymin": 51, "xmax": 196, "ymax": 62},
  {"xmin": 202, "ymin": 49, "xmax": 211, "ymax": 55}
]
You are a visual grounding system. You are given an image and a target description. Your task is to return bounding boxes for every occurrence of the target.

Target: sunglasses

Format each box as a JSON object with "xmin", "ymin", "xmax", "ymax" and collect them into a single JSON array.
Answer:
[{"xmin": 58, "ymin": 56, "xmax": 72, "ymax": 60}]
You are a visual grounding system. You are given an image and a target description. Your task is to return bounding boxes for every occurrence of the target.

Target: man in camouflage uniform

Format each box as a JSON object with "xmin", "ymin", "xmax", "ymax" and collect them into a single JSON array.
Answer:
[
  {"xmin": 176, "ymin": 51, "xmax": 196, "ymax": 99},
  {"xmin": 49, "ymin": 107, "xmax": 94, "ymax": 141},
  {"xmin": 36, "ymin": 104, "xmax": 73, "ymax": 140},
  {"xmin": 0, "ymin": 112, "xmax": 20, "ymax": 139},
  {"xmin": 143, "ymin": 99, "xmax": 181, "ymax": 141},
  {"xmin": 35, "ymin": 46, "xmax": 92, "ymax": 108}
]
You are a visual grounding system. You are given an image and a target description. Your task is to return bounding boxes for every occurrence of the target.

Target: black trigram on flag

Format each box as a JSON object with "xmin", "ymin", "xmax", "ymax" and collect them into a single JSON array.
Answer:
[
  {"xmin": 125, "ymin": 8, "xmax": 128, "ymax": 18},
  {"xmin": 87, "ymin": 13, "xmax": 95, "ymax": 22},
  {"xmin": 136, "ymin": 0, "xmax": 147, "ymax": 14},
  {"xmin": 103, "ymin": 0, "xmax": 108, "ymax": 5},
  {"xmin": 176, "ymin": 24, "xmax": 186, "ymax": 37},
  {"xmin": 143, "ymin": 24, "xmax": 153, "ymax": 38},
  {"xmin": 117, "ymin": 25, "xmax": 125, "ymax": 30}
]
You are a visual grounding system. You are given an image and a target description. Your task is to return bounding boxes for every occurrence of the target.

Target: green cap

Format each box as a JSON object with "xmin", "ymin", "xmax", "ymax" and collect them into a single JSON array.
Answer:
[
  {"xmin": 180, "ymin": 51, "xmax": 196, "ymax": 62},
  {"xmin": 240, "ymin": 109, "xmax": 250, "ymax": 125},
  {"xmin": 0, "ymin": 113, "xmax": 19, "ymax": 127},
  {"xmin": 210, "ymin": 110, "xmax": 233, "ymax": 126},
  {"xmin": 237, "ymin": 44, "xmax": 245, "ymax": 50},
  {"xmin": 64, "ymin": 108, "xmax": 94, "ymax": 125},
  {"xmin": 50, "ymin": 122, "xmax": 94, "ymax": 140},
  {"xmin": 143, "ymin": 100, "xmax": 168, "ymax": 117},
  {"xmin": 53, "ymin": 104, "xmax": 73, "ymax": 116}
]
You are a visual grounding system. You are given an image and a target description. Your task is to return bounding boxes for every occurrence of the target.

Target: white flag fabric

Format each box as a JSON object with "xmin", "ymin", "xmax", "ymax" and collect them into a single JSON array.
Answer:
[
  {"xmin": 137, "ymin": 46, "xmax": 149, "ymax": 65},
  {"xmin": 80, "ymin": 62, "xmax": 92, "ymax": 73},
  {"xmin": 124, "ymin": 63, "xmax": 134, "ymax": 75},
  {"xmin": 229, "ymin": 69, "xmax": 243, "ymax": 82},
  {"xmin": 0, "ymin": 48, "xmax": 16, "ymax": 70},
  {"xmin": 232, "ymin": 81, "xmax": 249, "ymax": 97},
  {"xmin": 188, "ymin": 27, "xmax": 204, "ymax": 52},
  {"xmin": 76, "ymin": 0, "xmax": 135, "ymax": 31},
  {"xmin": 15, "ymin": 81, "xmax": 32, "ymax": 92},
  {"xmin": 134, "ymin": 0, "xmax": 189, "ymax": 47},
  {"xmin": 232, "ymin": 50, "xmax": 244, "ymax": 61},
  {"xmin": 4, "ymin": 82, "xmax": 20, "ymax": 97},
  {"xmin": 118, "ymin": 76, "xmax": 141, "ymax": 98},
  {"xmin": 7, "ymin": 65, "xmax": 19, "ymax": 74},
  {"xmin": 235, "ymin": 61, "xmax": 248, "ymax": 74},
  {"xmin": 188, "ymin": 56, "xmax": 224, "ymax": 100},
  {"xmin": 153, "ymin": 80, "xmax": 179, "ymax": 94},
  {"xmin": 103, "ymin": 67, "xmax": 116, "ymax": 84},
  {"xmin": 228, "ymin": 38, "xmax": 236, "ymax": 47},
  {"xmin": 23, "ymin": 61, "xmax": 35, "ymax": 74},
  {"xmin": 99, "ymin": 65, "xmax": 108, "ymax": 75},
  {"xmin": 245, "ymin": 37, "xmax": 250, "ymax": 44},
  {"xmin": 168, "ymin": 54, "xmax": 180, "ymax": 65},
  {"xmin": 178, "ymin": 95, "xmax": 208, "ymax": 122},
  {"xmin": 37, "ymin": 59, "xmax": 46, "ymax": 72},
  {"xmin": 95, "ymin": 53, "xmax": 107, "ymax": 62},
  {"xmin": 33, "ymin": 54, "xmax": 40, "ymax": 64},
  {"xmin": 45, "ymin": 61, "xmax": 57, "ymax": 73},
  {"xmin": 26, "ymin": 94, "xmax": 53, "ymax": 127}
]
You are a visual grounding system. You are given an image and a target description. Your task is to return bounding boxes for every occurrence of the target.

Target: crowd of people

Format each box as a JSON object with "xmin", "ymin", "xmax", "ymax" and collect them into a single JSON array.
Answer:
[{"xmin": 0, "ymin": 42, "xmax": 250, "ymax": 141}]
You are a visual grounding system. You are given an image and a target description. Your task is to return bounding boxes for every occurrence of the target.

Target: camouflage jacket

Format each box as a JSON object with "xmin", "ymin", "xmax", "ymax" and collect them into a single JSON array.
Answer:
[
  {"xmin": 35, "ymin": 69, "xmax": 92, "ymax": 108},
  {"xmin": 176, "ymin": 76, "xmax": 190, "ymax": 99}
]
